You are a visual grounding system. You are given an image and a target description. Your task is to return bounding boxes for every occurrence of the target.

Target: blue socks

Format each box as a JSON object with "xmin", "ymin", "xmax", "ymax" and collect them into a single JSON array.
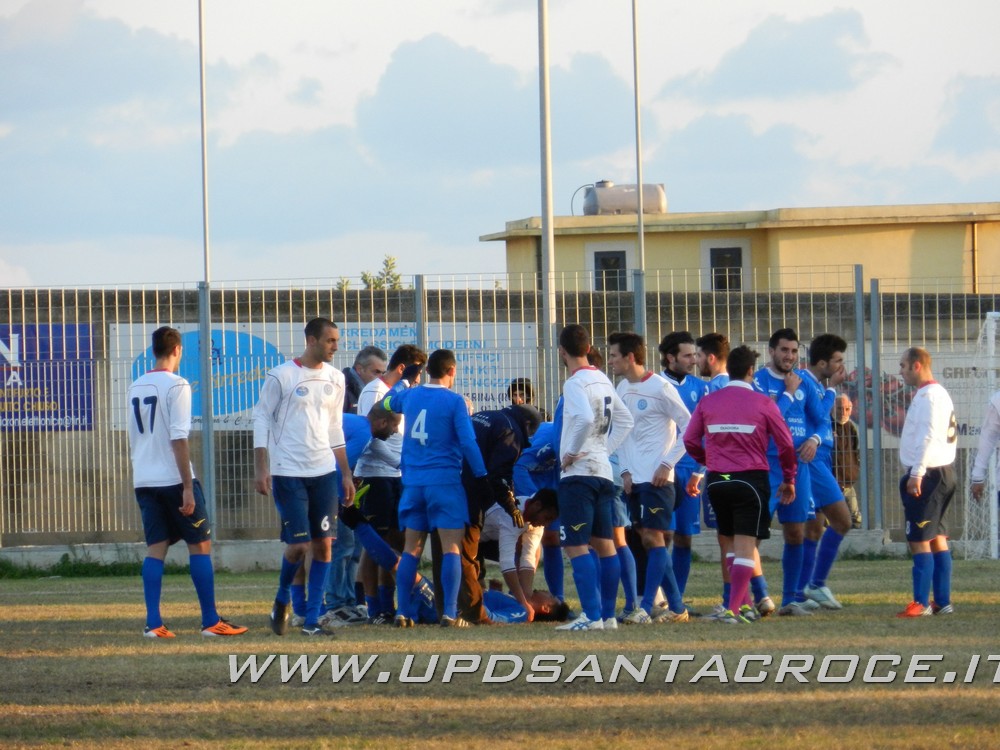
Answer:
[
  {"xmin": 617, "ymin": 544, "xmax": 638, "ymax": 612},
  {"xmin": 377, "ymin": 584, "xmax": 396, "ymax": 617},
  {"xmin": 599, "ymin": 553, "xmax": 621, "ymax": 621},
  {"xmin": 305, "ymin": 559, "xmax": 330, "ymax": 627},
  {"xmin": 811, "ymin": 528, "xmax": 844, "ymax": 588},
  {"xmin": 142, "ymin": 557, "xmax": 165, "ymax": 629},
  {"xmin": 355, "ymin": 524, "xmax": 400, "ymax": 570},
  {"xmin": 395, "ymin": 552, "xmax": 420, "ymax": 618},
  {"xmin": 659, "ymin": 551, "xmax": 684, "ymax": 613},
  {"xmin": 542, "ymin": 544, "xmax": 564, "ymax": 600},
  {"xmin": 641, "ymin": 546, "xmax": 667, "ymax": 612},
  {"xmin": 189, "ymin": 553, "xmax": 218, "ymax": 629},
  {"xmin": 672, "ymin": 546, "xmax": 692, "ymax": 596},
  {"xmin": 932, "ymin": 549, "xmax": 952, "ymax": 607},
  {"xmin": 570, "ymin": 553, "xmax": 601, "ymax": 621},
  {"xmin": 912, "ymin": 552, "xmax": 933, "ymax": 606},
  {"xmin": 797, "ymin": 537, "xmax": 818, "ymax": 599},
  {"xmin": 781, "ymin": 542, "xmax": 803, "ymax": 606},
  {"xmin": 291, "ymin": 584, "xmax": 306, "ymax": 617},
  {"xmin": 751, "ymin": 574, "xmax": 769, "ymax": 604},
  {"xmin": 440, "ymin": 552, "xmax": 461, "ymax": 619},
  {"xmin": 275, "ymin": 556, "xmax": 301, "ymax": 605}
]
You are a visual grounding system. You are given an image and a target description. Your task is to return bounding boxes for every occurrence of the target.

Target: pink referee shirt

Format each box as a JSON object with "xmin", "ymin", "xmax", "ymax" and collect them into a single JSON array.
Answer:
[{"xmin": 683, "ymin": 380, "xmax": 797, "ymax": 483}]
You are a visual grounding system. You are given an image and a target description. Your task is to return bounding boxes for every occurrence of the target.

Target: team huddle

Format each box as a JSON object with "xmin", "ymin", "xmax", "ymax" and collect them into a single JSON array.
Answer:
[{"xmin": 126, "ymin": 318, "xmax": 960, "ymax": 636}]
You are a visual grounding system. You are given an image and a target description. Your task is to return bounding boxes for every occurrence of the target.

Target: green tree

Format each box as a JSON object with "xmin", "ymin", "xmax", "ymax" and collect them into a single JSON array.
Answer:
[{"xmin": 361, "ymin": 254, "xmax": 404, "ymax": 290}]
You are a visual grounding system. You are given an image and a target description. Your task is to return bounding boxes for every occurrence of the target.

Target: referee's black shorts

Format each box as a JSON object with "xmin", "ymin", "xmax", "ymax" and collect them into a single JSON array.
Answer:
[{"xmin": 705, "ymin": 470, "xmax": 772, "ymax": 540}]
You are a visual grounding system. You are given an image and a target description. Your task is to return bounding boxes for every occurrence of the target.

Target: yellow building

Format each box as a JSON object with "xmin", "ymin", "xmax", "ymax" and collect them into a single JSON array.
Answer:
[{"xmin": 482, "ymin": 201, "xmax": 1000, "ymax": 293}]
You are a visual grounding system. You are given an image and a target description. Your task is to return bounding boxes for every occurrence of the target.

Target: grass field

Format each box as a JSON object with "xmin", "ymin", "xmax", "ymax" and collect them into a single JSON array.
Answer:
[{"xmin": 3, "ymin": 558, "xmax": 1000, "ymax": 749}]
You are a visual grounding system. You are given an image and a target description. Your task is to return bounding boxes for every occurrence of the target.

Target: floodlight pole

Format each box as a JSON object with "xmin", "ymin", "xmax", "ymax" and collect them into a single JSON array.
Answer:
[
  {"xmin": 538, "ymin": 0, "xmax": 558, "ymax": 411},
  {"xmin": 197, "ymin": 0, "xmax": 216, "ymax": 524},
  {"xmin": 631, "ymin": 0, "xmax": 647, "ymax": 338}
]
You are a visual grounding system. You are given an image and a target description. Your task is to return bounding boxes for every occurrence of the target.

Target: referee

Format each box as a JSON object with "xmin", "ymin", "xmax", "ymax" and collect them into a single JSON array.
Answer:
[{"xmin": 683, "ymin": 346, "xmax": 797, "ymax": 624}]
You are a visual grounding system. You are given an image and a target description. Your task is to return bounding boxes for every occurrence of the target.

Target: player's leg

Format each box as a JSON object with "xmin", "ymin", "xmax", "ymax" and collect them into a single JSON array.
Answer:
[
  {"xmin": 555, "ymin": 477, "xmax": 603, "ymax": 629},
  {"xmin": 136, "ymin": 487, "xmax": 173, "ymax": 638}
]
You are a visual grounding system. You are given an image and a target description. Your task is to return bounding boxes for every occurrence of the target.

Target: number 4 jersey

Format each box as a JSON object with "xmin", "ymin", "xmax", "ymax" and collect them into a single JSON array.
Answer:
[{"xmin": 127, "ymin": 369, "xmax": 194, "ymax": 488}]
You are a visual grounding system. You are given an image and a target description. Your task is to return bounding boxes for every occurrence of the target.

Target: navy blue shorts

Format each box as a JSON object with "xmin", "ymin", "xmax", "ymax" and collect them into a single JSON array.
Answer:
[
  {"xmin": 358, "ymin": 475, "xmax": 402, "ymax": 533},
  {"xmin": 558, "ymin": 476, "xmax": 616, "ymax": 546},
  {"xmin": 630, "ymin": 482, "xmax": 675, "ymax": 532},
  {"xmin": 135, "ymin": 480, "xmax": 212, "ymax": 546},
  {"xmin": 272, "ymin": 472, "xmax": 338, "ymax": 544},
  {"xmin": 901, "ymin": 466, "xmax": 955, "ymax": 542}
]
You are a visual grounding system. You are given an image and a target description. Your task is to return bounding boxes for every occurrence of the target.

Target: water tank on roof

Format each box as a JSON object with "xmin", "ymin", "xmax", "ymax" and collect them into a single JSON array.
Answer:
[{"xmin": 582, "ymin": 180, "xmax": 667, "ymax": 215}]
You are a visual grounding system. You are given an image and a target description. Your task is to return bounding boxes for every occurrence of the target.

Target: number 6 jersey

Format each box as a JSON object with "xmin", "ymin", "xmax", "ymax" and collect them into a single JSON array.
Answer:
[{"xmin": 127, "ymin": 369, "xmax": 194, "ymax": 488}]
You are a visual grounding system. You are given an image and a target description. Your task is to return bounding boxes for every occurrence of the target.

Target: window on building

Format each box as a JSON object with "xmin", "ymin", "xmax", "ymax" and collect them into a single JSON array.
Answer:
[
  {"xmin": 710, "ymin": 246, "xmax": 743, "ymax": 291},
  {"xmin": 594, "ymin": 250, "xmax": 627, "ymax": 292}
]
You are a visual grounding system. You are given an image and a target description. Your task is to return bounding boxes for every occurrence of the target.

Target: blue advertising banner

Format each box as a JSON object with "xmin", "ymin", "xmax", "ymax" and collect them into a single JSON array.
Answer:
[{"xmin": 0, "ymin": 324, "xmax": 94, "ymax": 431}]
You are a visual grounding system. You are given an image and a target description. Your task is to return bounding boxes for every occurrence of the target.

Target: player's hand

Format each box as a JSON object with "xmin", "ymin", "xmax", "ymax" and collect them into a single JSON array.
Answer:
[
  {"xmin": 621, "ymin": 471, "xmax": 632, "ymax": 495},
  {"xmin": 508, "ymin": 507, "xmax": 525, "ymax": 528},
  {"xmin": 784, "ymin": 371, "xmax": 801, "ymax": 395},
  {"xmin": 179, "ymin": 487, "xmax": 196, "ymax": 516},
  {"xmin": 798, "ymin": 439, "xmax": 818, "ymax": 463},
  {"xmin": 907, "ymin": 475, "xmax": 922, "ymax": 498},
  {"xmin": 686, "ymin": 474, "xmax": 702, "ymax": 497},
  {"xmin": 651, "ymin": 464, "xmax": 672, "ymax": 488},
  {"xmin": 254, "ymin": 469, "xmax": 271, "ymax": 496},
  {"xmin": 829, "ymin": 363, "xmax": 847, "ymax": 387},
  {"xmin": 523, "ymin": 600, "xmax": 535, "ymax": 623},
  {"xmin": 341, "ymin": 474, "xmax": 356, "ymax": 507},
  {"xmin": 778, "ymin": 482, "xmax": 795, "ymax": 505},
  {"xmin": 561, "ymin": 452, "xmax": 586, "ymax": 470},
  {"xmin": 972, "ymin": 481, "xmax": 986, "ymax": 501}
]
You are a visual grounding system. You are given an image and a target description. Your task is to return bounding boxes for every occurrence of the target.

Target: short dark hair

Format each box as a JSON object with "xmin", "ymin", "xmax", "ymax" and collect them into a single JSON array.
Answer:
[
  {"xmin": 559, "ymin": 324, "xmax": 590, "ymax": 358},
  {"xmin": 151, "ymin": 326, "xmax": 181, "ymax": 359},
  {"xmin": 608, "ymin": 331, "xmax": 646, "ymax": 364},
  {"xmin": 426, "ymin": 349, "xmax": 456, "ymax": 378},
  {"xmin": 727, "ymin": 346, "xmax": 759, "ymax": 380},
  {"xmin": 808, "ymin": 333, "xmax": 847, "ymax": 366},
  {"xmin": 658, "ymin": 331, "xmax": 694, "ymax": 359},
  {"xmin": 304, "ymin": 317, "xmax": 337, "ymax": 340},
  {"xmin": 768, "ymin": 327, "xmax": 798, "ymax": 350},
  {"xmin": 534, "ymin": 597, "xmax": 572, "ymax": 623},
  {"xmin": 696, "ymin": 332, "xmax": 729, "ymax": 361},
  {"xmin": 530, "ymin": 488, "xmax": 558, "ymax": 514},
  {"xmin": 388, "ymin": 344, "xmax": 427, "ymax": 371},
  {"xmin": 586, "ymin": 346, "xmax": 604, "ymax": 369},
  {"xmin": 353, "ymin": 345, "xmax": 387, "ymax": 367},
  {"xmin": 507, "ymin": 377, "xmax": 533, "ymax": 402}
]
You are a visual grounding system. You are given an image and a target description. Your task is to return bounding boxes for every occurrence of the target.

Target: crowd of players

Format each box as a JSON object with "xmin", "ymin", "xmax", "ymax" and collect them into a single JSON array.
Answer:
[{"xmin": 126, "ymin": 317, "xmax": 961, "ymax": 636}]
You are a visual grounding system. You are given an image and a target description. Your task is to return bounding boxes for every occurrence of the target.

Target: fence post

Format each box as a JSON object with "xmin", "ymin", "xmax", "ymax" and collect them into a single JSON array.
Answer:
[
  {"xmin": 869, "ymin": 278, "xmax": 884, "ymax": 530},
  {"xmin": 414, "ymin": 275, "xmax": 427, "ymax": 351},
  {"xmin": 197, "ymin": 280, "xmax": 216, "ymax": 524},
  {"xmin": 632, "ymin": 269, "xmax": 646, "ymax": 340},
  {"xmin": 853, "ymin": 265, "xmax": 870, "ymax": 529}
]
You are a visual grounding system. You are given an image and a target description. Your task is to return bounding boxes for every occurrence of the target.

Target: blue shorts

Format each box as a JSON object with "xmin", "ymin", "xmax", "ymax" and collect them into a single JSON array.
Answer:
[
  {"xmin": 612, "ymin": 492, "xmax": 631, "ymax": 528},
  {"xmin": 557, "ymin": 476, "xmax": 615, "ymax": 546},
  {"xmin": 809, "ymin": 451, "xmax": 844, "ymax": 510},
  {"xmin": 672, "ymin": 463, "xmax": 702, "ymax": 535},
  {"xmin": 135, "ymin": 480, "xmax": 212, "ymax": 546},
  {"xmin": 273, "ymin": 472, "xmax": 338, "ymax": 544},
  {"xmin": 631, "ymin": 482, "xmax": 675, "ymax": 532},
  {"xmin": 901, "ymin": 467, "xmax": 955, "ymax": 542},
  {"xmin": 398, "ymin": 484, "xmax": 469, "ymax": 532},
  {"xmin": 768, "ymin": 460, "xmax": 814, "ymax": 523}
]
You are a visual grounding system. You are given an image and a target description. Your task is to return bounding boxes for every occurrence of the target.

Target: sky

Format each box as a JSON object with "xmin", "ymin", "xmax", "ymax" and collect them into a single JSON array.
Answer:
[{"xmin": 1, "ymin": 0, "xmax": 999, "ymax": 287}]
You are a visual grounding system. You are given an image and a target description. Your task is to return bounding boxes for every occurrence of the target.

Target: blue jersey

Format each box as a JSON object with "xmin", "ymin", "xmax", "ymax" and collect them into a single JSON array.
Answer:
[
  {"xmin": 799, "ymin": 369, "xmax": 837, "ymax": 457},
  {"xmin": 663, "ymin": 371, "xmax": 708, "ymax": 472},
  {"xmin": 384, "ymin": 384, "xmax": 486, "ymax": 486},
  {"xmin": 343, "ymin": 413, "xmax": 371, "ymax": 469},
  {"xmin": 707, "ymin": 373, "xmax": 730, "ymax": 392},
  {"xmin": 753, "ymin": 367, "xmax": 826, "ymax": 450},
  {"xmin": 482, "ymin": 589, "xmax": 529, "ymax": 623},
  {"xmin": 513, "ymin": 421, "xmax": 559, "ymax": 495}
]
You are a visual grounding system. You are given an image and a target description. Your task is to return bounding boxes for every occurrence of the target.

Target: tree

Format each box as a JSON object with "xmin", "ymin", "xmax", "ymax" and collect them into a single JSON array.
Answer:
[{"xmin": 361, "ymin": 254, "xmax": 404, "ymax": 290}]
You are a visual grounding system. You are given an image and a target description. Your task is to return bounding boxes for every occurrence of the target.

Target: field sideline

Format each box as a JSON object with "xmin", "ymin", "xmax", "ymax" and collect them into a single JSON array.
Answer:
[{"xmin": 3, "ymin": 558, "xmax": 1000, "ymax": 749}]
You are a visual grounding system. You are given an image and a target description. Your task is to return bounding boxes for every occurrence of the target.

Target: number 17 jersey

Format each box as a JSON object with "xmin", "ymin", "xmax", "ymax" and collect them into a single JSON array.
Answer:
[{"xmin": 127, "ymin": 369, "xmax": 194, "ymax": 488}]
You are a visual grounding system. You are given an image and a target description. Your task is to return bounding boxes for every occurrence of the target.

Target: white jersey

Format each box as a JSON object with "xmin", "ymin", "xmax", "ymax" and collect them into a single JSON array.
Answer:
[
  {"xmin": 127, "ymin": 369, "xmax": 193, "ymax": 488},
  {"xmin": 355, "ymin": 376, "xmax": 402, "ymax": 477},
  {"xmin": 559, "ymin": 366, "xmax": 634, "ymax": 481},
  {"xmin": 252, "ymin": 359, "xmax": 347, "ymax": 477},
  {"xmin": 971, "ymin": 390, "xmax": 1000, "ymax": 482},
  {"xmin": 899, "ymin": 382, "xmax": 957, "ymax": 475},
  {"xmin": 615, "ymin": 372, "xmax": 691, "ymax": 484}
]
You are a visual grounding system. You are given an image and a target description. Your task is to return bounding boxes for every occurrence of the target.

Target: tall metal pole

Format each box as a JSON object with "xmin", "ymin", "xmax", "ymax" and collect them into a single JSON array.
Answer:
[
  {"xmin": 197, "ymin": 0, "xmax": 216, "ymax": 524},
  {"xmin": 630, "ymin": 0, "xmax": 647, "ymax": 338},
  {"xmin": 853, "ymin": 265, "xmax": 870, "ymax": 528},
  {"xmin": 537, "ymin": 0, "xmax": 558, "ymax": 412}
]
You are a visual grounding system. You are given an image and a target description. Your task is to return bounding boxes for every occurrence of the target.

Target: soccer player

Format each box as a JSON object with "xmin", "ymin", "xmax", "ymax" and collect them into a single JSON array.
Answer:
[
  {"xmin": 380, "ymin": 348, "xmax": 489, "ymax": 628},
  {"xmin": 696, "ymin": 332, "xmax": 730, "ymax": 393},
  {"xmin": 753, "ymin": 328, "xmax": 824, "ymax": 616},
  {"xmin": 554, "ymin": 324, "xmax": 634, "ymax": 631},
  {"xmin": 896, "ymin": 347, "xmax": 958, "ymax": 617},
  {"xmin": 608, "ymin": 331, "xmax": 692, "ymax": 625},
  {"xmin": 970, "ymin": 389, "xmax": 1000, "ymax": 503},
  {"xmin": 684, "ymin": 346, "xmax": 797, "ymax": 624},
  {"xmin": 355, "ymin": 344, "xmax": 426, "ymax": 624},
  {"xmin": 799, "ymin": 334, "xmax": 852, "ymax": 610},
  {"xmin": 253, "ymin": 317, "xmax": 355, "ymax": 636},
  {"xmin": 658, "ymin": 331, "xmax": 707, "ymax": 598},
  {"xmin": 127, "ymin": 326, "xmax": 247, "ymax": 638}
]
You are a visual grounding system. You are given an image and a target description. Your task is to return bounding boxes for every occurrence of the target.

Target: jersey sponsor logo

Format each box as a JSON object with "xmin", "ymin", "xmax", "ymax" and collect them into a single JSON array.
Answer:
[
  {"xmin": 295, "ymin": 386, "xmax": 308, "ymax": 397},
  {"xmin": 637, "ymin": 399, "xmax": 648, "ymax": 411},
  {"xmin": 569, "ymin": 522, "xmax": 586, "ymax": 531},
  {"xmin": 707, "ymin": 423, "xmax": 756, "ymax": 434},
  {"xmin": 795, "ymin": 390, "xmax": 804, "ymax": 401}
]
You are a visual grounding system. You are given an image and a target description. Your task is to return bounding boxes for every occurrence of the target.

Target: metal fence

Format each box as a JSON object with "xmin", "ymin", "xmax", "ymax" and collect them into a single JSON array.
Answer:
[{"xmin": 2, "ymin": 267, "xmax": 999, "ymax": 553}]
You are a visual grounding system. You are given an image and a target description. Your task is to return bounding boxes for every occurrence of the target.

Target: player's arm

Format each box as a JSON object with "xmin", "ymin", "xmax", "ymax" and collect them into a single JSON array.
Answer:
[
  {"xmin": 660, "ymin": 385, "xmax": 693, "ymax": 479},
  {"xmin": 333, "ymin": 444, "xmax": 355, "ymax": 506},
  {"xmin": 767, "ymin": 404, "xmax": 798, "ymax": 502},
  {"xmin": 455, "ymin": 403, "xmax": 488, "ymax": 477},
  {"xmin": 971, "ymin": 397, "xmax": 1000, "ymax": 498},
  {"xmin": 170, "ymin": 438, "xmax": 196, "ymax": 516},
  {"xmin": 681, "ymin": 402, "xmax": 707, "ymax": 467},
  {"xmin": 167, "ymin": 382, "xmax": 196, "ymax": 515},
  {"xmin": 605, "ymin": 391, "xmax": 635, "ymax": 457},
  {"xmin": 498, "ymin": 518, "xmax": 533, "ymax": 622},
  {"xmin": 559, "ymin": 382, "xmax": 592, "ymax": 468},
  {"xmin": 251, "ymin": 374, "xmax": 281, "ymax": 496}
]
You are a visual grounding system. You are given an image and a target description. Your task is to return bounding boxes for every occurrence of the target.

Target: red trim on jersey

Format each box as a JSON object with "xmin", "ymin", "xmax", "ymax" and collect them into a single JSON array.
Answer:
[
  {"xmin": 147, "ymin": 368, "xmax": 170, "ymax": 373},
  {"xmin": 571, "ymin": 366, "xmax": 599, "ymax": 375},
  {"xmin": 640, "ymin": 371, "xmax": 654, "ymax": 382}
]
